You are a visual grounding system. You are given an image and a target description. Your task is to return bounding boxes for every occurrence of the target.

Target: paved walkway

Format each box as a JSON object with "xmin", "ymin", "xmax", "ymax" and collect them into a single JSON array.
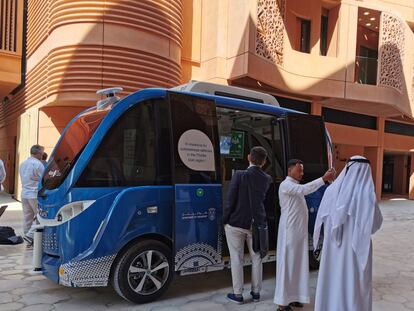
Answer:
[{"xmin": 0, "ymin": 195, "xmax": 413, "ymax": 310}]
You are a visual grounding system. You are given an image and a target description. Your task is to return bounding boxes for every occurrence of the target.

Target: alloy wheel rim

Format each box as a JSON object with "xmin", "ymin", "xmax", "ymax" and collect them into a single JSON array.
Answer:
[{"xmin": 127, "ymin": 250, "xmax": 170, "ymax": 295}]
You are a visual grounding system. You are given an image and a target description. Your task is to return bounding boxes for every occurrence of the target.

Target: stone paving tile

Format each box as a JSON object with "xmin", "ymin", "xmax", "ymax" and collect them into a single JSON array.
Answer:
[
  {"xmin": 20, "ymin": 305, "xmax": 53, "ymax": 311},
  {"xmin": 0, "ymin": 280, "xmax": 28, "ymax": 293},
  {"xmin": 10, "ymin": 287, "xmax": 44, "ymax": 296},
  {"xmin": 0, "ymin": 303, "xmax": 24, "ymax": 311},
  {"xmin": 1, "ymin": 270, "xmax": 24, "ymax": 276},
  {"xmin": 23, "ymin": 275, "xmax": 46, "ymax": 282},
  {"xmin": 373, "ymin": 301, "xmax": 412, "ymax": 311},
  {"xmin": 0, "ymin": 293, "xmax": 14, "ymax": 304},
  {"xmin": 18, "ymin": 291, "xmax": 71, "ymax": 305},
  {"xmin": 14, "ymin": 265, "xmax": 32, "ymax": 271},
  {"xmin": 3, "ymin": 275, "xmax": 25, "ymax": 281},
  {"xmin": 0, "ymin": 200, "xmax": 413, "ymax": 310},
  {"xmin": 0, "ymin": 264, "xmax": 16, "ymax": 269}
]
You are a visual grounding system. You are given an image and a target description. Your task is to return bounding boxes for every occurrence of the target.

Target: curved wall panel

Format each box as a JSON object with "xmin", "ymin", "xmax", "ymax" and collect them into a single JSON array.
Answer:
[{"xmin": 3, "ymin": 0, "xmax": 183, "ymax": 126}]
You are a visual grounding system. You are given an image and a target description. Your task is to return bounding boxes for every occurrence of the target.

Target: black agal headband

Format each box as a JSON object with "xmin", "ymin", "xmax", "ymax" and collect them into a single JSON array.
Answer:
[{"xmin": 345, "ymin": 158, "xmax": 370, "ymax": 174}]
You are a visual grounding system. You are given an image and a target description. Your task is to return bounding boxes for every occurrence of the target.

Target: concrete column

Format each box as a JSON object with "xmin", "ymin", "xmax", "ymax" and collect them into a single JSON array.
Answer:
[
  {"xmin": 365, "ymin": 146, "xmax": 384, "ymax": 200},
  {"xmin": 364, "ymin": 117, "xmax": 385, "ymax": 200},
  {"xmin": 376, "ymin": 117, "xmax": 385, "ymax": 200},
  {"xmin": 311, "ymin": 101, "xmax": 322, "ymax": 116},
  {"xmin": 409, "ymin": 153, "xmax": 414, "ymax": 200}
]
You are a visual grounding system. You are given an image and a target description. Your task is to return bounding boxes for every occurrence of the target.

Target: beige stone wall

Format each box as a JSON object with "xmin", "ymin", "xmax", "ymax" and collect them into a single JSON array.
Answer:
[{"xmin": 14, "ymin": 108, "xmax": 39, "ymax": 200}]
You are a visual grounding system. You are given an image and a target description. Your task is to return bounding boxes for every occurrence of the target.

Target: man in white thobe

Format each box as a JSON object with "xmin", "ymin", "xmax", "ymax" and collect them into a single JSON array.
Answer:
[
  {"xmin": 274, "ymin": 159, "xmax": 334, "ymax": 310},
  {"xmin": 313, "ymin": 156, "xmax": 383, "ymax": 311}
]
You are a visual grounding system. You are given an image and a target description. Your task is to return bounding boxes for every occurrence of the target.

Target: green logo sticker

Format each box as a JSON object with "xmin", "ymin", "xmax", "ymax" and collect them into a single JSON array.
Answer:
[{"xmin": 196, "ymin": 188, "xmax": 204, "ymax": 197}]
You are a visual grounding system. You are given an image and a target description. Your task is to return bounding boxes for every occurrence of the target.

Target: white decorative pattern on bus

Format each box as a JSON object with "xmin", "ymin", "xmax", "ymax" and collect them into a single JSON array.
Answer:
[
  {"xmin": 175, "ymin": 243, "xmax": 222, "ymax": 272},
  {"xmin": 59, "ymin": 254, "xmax": 116, "ymax": 287}
]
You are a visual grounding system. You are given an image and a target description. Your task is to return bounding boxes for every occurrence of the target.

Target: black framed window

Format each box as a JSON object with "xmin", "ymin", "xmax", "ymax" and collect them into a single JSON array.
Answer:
[
  {"xmin": 275, "ymin": 96, "xmax": 311, "ymax": 114},
  {"xmin": 385, "ymin": 121, "xmax": 414, "ymax": 137},
  {"xmin": 322, "ymin": 107, "xmax": 377, "ymax": 130},
  {"xmin": 320, "ymin": 14, "xmax": 328, "ymax": 56},
  {"xmin": 299, "ymin": 18, "xmax": 311, "ymax": 53},
  {"xmin": 356, "ymin": 46, "xmax": 378, "ymax": 85}
]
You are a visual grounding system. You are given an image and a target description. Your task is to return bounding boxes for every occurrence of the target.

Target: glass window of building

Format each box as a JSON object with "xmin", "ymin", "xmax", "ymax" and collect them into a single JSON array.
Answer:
[
  {"xmin": 299, "ymin": 18, "xmax": 311, "ymax": 53},
  {"xmin": 320, "ymin": 10, "xmax": 329, "ymax": 56}
]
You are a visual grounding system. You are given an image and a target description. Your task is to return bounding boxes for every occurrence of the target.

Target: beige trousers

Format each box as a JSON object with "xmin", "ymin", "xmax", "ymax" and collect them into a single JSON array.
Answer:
[
  {"xmin": 225, "ymin": 224, "xmax": 263, "ymax": 295},
  {"xmin": 21, "ymin": 198, "xmax": 38, "ymax": 237}
]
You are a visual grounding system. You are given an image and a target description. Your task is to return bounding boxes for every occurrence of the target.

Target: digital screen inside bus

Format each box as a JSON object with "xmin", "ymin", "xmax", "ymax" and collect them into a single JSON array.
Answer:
[{"xmin": 220, "ymin": 135, "xmax": 231, "ymax": 155}]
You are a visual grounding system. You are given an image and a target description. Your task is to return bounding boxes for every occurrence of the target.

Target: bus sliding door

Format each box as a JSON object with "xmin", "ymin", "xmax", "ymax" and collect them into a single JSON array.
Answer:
[
  {"xmin": 168, "ymin": 92, "xmax": 223, "ymax": 275},
  {"xmin": 281, "ymin": 112, "xmax": 329, "ymax": 269},
  {"xmin": 281, "ymin": 113, "xmax": 329, "ymax": 182}
]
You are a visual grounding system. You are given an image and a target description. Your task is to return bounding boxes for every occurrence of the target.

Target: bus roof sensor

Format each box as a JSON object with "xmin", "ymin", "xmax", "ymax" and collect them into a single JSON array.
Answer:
[
  {"xmin": 96, "ymin": 87, "xmax": 123, "ymax": 110},
  {"xmin": 171, "ymin": 80, "xmax": 279, "ymax": 106}
]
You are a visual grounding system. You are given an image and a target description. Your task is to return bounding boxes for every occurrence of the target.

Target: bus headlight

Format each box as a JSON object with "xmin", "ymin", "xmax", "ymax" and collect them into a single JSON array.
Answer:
[{"xmin": 56, "ymin": 200, "xmax": 95, "ymax": 223}]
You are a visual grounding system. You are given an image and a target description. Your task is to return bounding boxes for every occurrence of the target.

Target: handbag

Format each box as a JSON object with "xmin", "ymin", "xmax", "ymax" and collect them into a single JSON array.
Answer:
[
  {"xmin": 0, "ymin": 226, "xmax": 24, "ymax": 245},
  {"xmin": 245, "ymin": 171, "xmax": 269, "ymax": 259}
]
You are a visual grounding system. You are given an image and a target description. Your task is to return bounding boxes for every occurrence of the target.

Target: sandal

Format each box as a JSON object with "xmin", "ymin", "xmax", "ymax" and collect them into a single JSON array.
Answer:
[
  {"xmin": 277, "ymin": 307, "xmax": 293, "ymax": 311},
  {"xmin": 289, "ymin": 302, "xmax": 304, "ymax": 308}
]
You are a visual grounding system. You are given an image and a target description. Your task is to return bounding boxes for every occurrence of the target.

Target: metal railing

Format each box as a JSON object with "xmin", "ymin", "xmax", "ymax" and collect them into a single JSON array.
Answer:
[{"xmin": 355, "ymin": 56, "xmax": 378, "ymax": 85}]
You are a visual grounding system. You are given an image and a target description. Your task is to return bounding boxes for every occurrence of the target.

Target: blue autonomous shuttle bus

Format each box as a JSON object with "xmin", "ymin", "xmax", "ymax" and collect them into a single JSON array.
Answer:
[{"xmin": 37, "ymin": 82, "xmax": 332, "ymax": 303}]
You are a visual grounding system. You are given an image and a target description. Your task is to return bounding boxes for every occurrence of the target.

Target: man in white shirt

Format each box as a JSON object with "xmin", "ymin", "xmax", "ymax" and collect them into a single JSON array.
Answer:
[
  {"xmin": 0, "ymin": 158, "xmax": 6, "ymax": 192},
  {"xmin": 19, "ymin": 145, "xmax": 45, "ymax": 245},
  {"xmin": 274, "ymin": 159, "xmax": 334, "ymax": 311}
]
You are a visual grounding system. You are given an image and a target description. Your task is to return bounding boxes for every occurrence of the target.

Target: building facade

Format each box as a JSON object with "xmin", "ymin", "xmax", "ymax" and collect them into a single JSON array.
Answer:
[{"xmin": 1, "ymin": 0, "xmax": 414, "ymax": 199}]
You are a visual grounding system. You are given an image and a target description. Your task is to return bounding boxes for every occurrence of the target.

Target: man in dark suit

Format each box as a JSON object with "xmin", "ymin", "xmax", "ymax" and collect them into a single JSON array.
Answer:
[{"xmin": 223, "ymin": 146, "xmax": 272, "ymax": 304}]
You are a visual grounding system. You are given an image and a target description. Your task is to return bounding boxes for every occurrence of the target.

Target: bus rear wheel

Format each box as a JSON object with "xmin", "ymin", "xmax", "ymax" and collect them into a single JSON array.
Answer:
[{"xmin": 111, "ymin": 240, "xmax": 173, "ymax": 303}]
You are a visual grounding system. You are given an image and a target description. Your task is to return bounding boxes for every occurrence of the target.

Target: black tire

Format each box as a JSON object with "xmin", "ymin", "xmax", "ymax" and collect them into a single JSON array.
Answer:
[
  {"xmin": 309, "ymin": 250, "xmax": 320, "ymax": 270},
  {"xmin": 111, "ymin": 240, "xmax": 173, "ymax": 303}
]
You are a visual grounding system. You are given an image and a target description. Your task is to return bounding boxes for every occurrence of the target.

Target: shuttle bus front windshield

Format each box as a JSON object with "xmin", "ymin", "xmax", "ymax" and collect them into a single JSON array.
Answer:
[{"xmin": 42, "ymin": 107, "xmax": 110, "ymax": 190}]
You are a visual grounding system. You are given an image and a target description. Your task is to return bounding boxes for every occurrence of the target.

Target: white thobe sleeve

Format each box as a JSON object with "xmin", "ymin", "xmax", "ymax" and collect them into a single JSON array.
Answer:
[
  {"xmin": 371, "ymin": 203, "xmax": 383, "ymax": 234},
  {"xmin": 281, "ymin": 177, "xmax": 325, "ymax": 196}
]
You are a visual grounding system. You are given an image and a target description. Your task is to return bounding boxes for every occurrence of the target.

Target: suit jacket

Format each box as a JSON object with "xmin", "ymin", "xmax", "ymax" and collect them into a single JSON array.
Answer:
[{"xmin": 223, "ymin": 166, "xmax": 272, "ymax": 229}]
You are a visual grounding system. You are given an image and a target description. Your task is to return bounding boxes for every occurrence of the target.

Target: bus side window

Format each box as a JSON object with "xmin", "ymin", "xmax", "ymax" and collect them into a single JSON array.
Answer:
[
  {"xmin": 169, "ymin": 93, "xmax": 220, "ymax": 184},
  {"xmin": 76, "ymin": 100, "xmax": 170, "ymax": 187}
]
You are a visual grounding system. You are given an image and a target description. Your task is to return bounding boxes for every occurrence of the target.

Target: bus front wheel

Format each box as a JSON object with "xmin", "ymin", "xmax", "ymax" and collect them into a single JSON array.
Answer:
[{"xmin": 111, "ymin": 240, "xmax": 173, "ymax": 303}]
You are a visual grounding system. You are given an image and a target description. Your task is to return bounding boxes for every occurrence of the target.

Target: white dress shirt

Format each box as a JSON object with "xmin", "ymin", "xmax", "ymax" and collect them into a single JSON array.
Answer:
[{"xmin": 19, "ymin": 157, "xmax": 45, "ymax": 199}]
